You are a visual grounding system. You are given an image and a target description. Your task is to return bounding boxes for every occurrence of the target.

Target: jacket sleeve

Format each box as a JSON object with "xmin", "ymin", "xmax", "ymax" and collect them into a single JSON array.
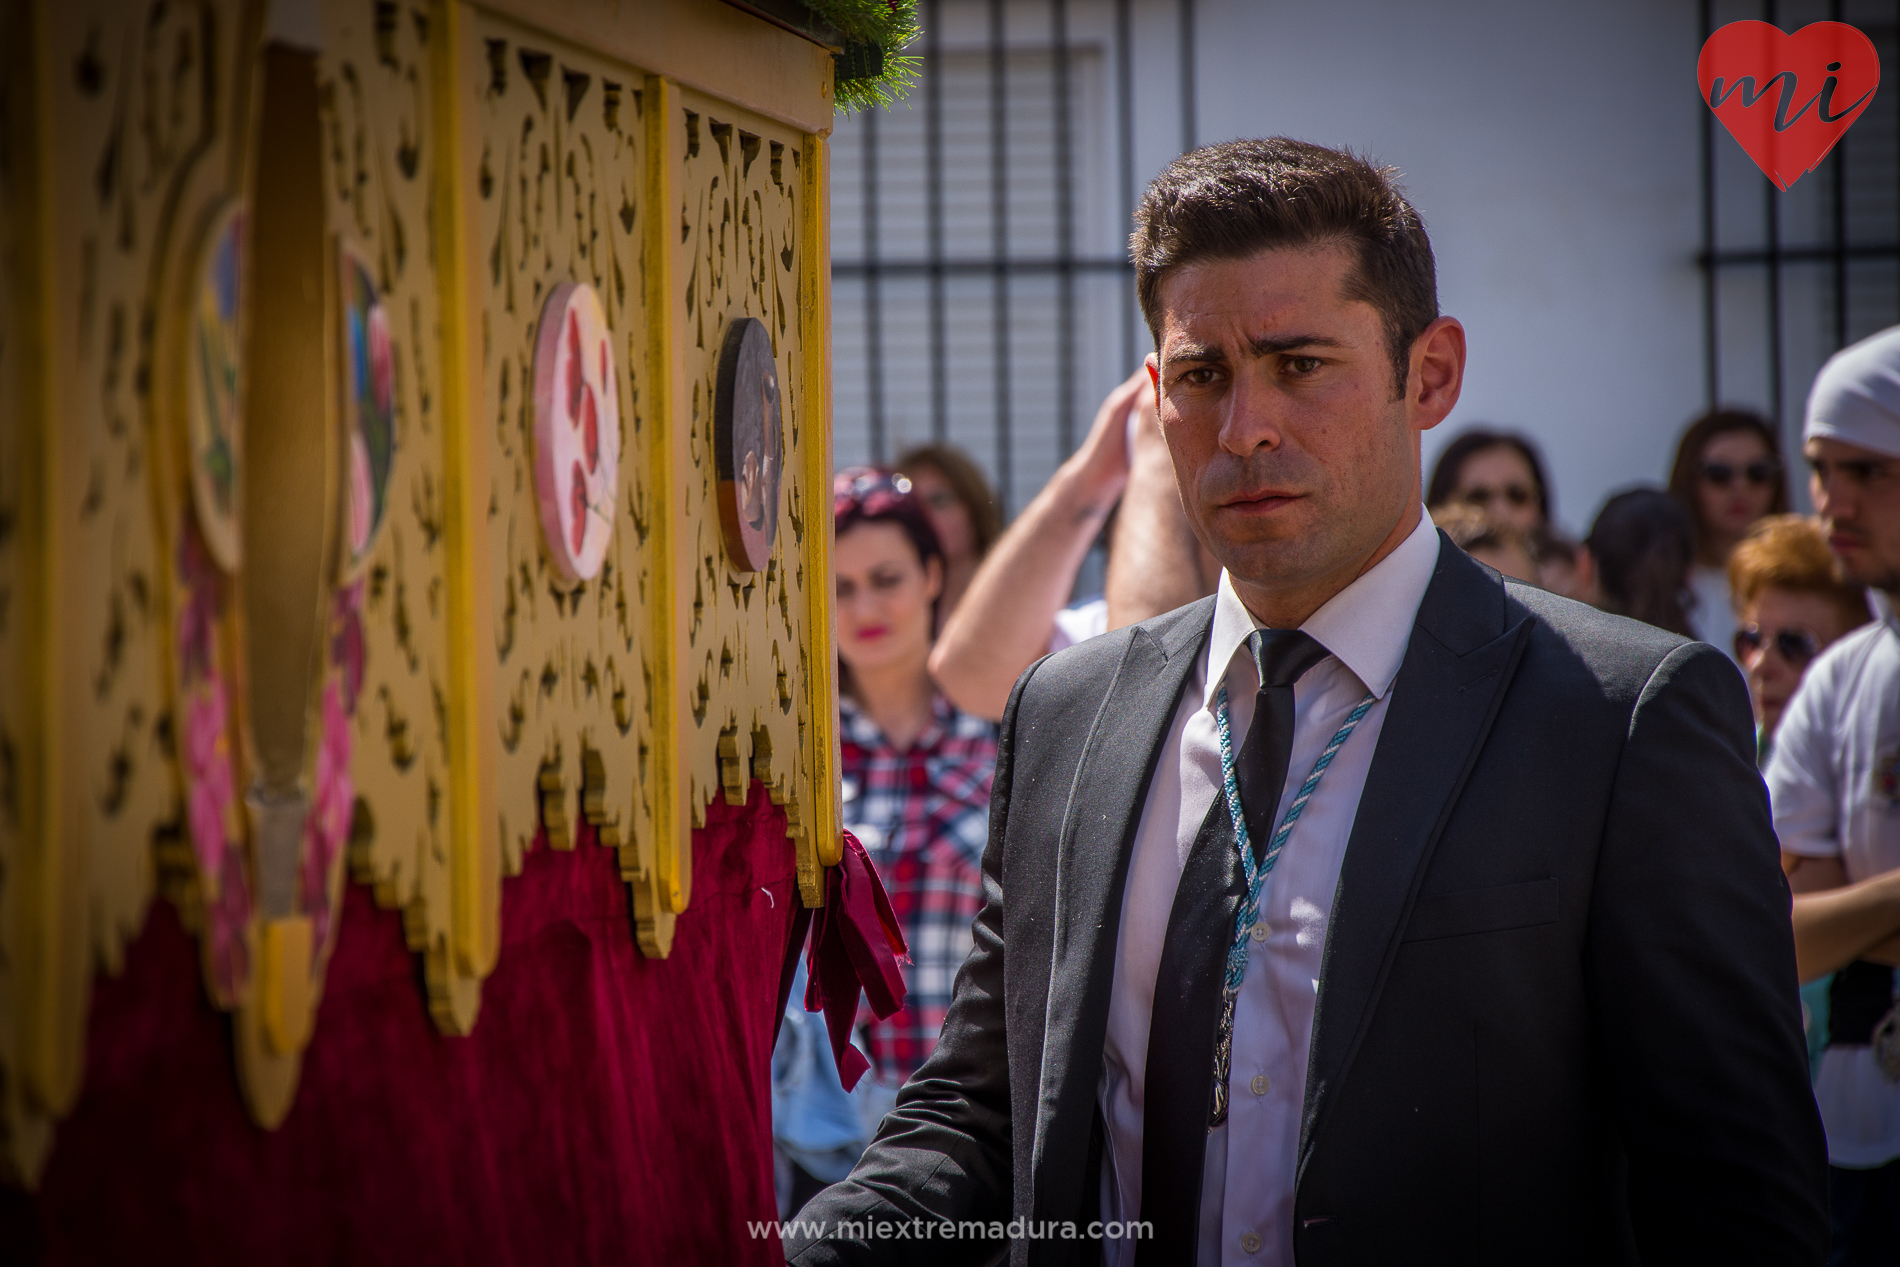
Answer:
[
  {"xmin": 1586, "ymin": 641, "xmax": 1829, "ymax": 1264},
  {"xmin": 782, "ymin": 666, "xmax": 1031, "ymax": 1265}
]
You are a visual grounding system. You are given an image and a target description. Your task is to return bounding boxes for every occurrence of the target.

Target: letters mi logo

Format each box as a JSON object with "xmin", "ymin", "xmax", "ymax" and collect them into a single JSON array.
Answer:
[{"xmin": 1698, "ymin": 21, "xmax": 1881, "ymax": 191}]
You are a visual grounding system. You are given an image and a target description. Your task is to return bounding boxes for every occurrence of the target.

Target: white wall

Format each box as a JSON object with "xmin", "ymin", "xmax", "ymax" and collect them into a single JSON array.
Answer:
[
  {"xmin": 835, "ymin": 0, "xmax": 1777, "ymax": 537},
  {"xmin": 1188, "ymin": 0, "xmax": 1708, "ymax": 537}
]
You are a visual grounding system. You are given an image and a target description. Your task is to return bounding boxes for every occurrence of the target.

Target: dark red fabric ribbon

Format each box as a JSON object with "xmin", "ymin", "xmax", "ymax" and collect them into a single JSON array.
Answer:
[{"xmin": 800, "ymin": 831, "xmax": 908, "ymax": 1091}]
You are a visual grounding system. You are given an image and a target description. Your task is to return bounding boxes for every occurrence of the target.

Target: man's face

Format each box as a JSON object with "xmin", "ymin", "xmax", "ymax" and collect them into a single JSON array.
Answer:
[
  {"xmin": 1808, "ymin": 436, "xmax": 1900, "ymax": 594},
  {"xmin": 1150, "ymin": 243, "xmax": 1459, "ymax": 608}
]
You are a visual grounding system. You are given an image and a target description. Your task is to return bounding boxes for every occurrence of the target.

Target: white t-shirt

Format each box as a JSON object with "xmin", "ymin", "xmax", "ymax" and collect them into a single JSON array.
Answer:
[
  {"xmin": 1690, "ymin": 564, "xmax": 1741, "ymax": 668},
  {"xmin": 1767, "ymin": 613, "xmax": 1900, "ymax": 1167},
  {"xmin": 1047, "ymin": 596, "xmax": 1109, "ymax": 655}
]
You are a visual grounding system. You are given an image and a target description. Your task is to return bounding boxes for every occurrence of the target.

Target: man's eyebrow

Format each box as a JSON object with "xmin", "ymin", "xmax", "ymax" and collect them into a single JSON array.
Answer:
[
  {"xmin": 1248, "ymin": 332, "xmax": 1347, "ymax": 356},
  {"xmin": 1163, "ymin": 333, "xmax": 1347, "ymax": 363}
]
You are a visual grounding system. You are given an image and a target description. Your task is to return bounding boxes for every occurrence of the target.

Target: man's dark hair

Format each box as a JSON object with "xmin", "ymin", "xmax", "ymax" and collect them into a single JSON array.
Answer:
[
  {"xmin": 1131, "ymin": 137, "xmax": 1438, "ymax": 396},
  {"xmin": 1586, "ymin": 486, "xmax": 1696, "ymax": 638}
]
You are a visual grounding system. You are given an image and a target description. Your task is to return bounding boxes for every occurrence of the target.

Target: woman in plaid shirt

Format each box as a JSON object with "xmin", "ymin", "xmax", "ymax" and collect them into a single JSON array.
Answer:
[
  {"xmin": 830, "ymin": 468, "xmax": 999, "ymax": 1088},
  {"xmin": 774, "ymin": 468, "xmax": 998, "ymax": 1211}
]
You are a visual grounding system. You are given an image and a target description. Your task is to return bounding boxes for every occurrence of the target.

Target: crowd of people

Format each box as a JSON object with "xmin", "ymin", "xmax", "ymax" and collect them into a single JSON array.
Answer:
[{"xmin": 775, "ymin": 151, "xmax": 1900, "ymax": 1261}]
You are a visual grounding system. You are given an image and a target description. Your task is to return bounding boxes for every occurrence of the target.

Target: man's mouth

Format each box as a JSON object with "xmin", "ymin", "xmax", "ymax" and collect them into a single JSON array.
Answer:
[
  {"xmin": 1828, "ymin": 528, "xmax": 1866, "ymax": 552},
  {"xmin": 1220, "ymin": 490, "xmax": 1300, "ymax": 515}
]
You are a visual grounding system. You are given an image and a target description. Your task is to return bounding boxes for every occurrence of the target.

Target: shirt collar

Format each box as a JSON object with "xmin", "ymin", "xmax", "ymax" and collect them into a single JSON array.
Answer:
[
  {"xmin": 1202, "ymin": 509, "xmax": 1442, "ymax": 708},
  {"xmin": 838, "ymin": 690, "xmax": 958, "ymax": 752}
]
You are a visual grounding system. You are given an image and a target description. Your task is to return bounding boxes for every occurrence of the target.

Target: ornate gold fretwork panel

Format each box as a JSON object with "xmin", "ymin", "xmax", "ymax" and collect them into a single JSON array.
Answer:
[
  {"xmin": 0, "ymin": 0, "xmax": 263, "ymax": 1179},
  {"xmin": 669, "ymin": 87, "xmax": 828, "ymax": 904},
  {"xmin": 314, "ymin": 0, "xmax": 470, "ymax": 1033},
  {"xmin": 463, "ymin": 12, "xmax": 668, "ymax": 963},
  {"xmin": 0, "ymin": 0, "xmax": 837, "ymax": 1183}
]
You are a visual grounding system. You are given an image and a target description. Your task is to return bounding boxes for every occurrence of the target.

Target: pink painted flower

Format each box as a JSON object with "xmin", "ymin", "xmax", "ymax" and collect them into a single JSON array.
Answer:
[
  {"xmin": 183, "ymin": 680, "xmax": 234, "ymax": 875},
  {"xmin": 367, "ymin": 301, "xmax": 394, "ymax": 419}
]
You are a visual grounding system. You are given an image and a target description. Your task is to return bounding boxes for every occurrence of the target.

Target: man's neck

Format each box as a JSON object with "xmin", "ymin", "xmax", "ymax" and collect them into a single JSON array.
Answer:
[{"xmin": 1230, "ymin": 502, "xmax": 1423, "ymax": 629}]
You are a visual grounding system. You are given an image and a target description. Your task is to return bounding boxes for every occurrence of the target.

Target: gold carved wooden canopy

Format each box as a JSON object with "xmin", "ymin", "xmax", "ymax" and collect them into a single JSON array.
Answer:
[{"xmin": 0, "ymin": 0, "xmax": 841, "ymax": 1181}]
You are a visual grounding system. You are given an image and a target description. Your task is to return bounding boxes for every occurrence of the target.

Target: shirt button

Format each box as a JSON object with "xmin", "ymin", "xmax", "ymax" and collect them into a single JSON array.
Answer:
[
  {"xmin": 1240, "ymin": 1230, "xmax": 1263, "ymax": 1254},
  {"xmin": 1250, "ymin": 921, "xmax": 1270, "ymax": 943},
  {"xmin": 1250, "ymin": 1073, "xmax": 1271, "ymax": 1096}
]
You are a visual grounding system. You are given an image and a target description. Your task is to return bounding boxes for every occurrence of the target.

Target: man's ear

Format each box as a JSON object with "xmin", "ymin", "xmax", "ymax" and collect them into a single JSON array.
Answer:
[{"xmin": 1408, "ymin": 316, "xmax": 1466, "ymax": 431}]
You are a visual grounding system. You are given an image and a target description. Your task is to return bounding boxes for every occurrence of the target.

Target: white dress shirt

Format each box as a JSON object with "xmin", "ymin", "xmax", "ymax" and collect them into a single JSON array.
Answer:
[
  {"xmin": 1767, "ymin": 610, "xmax": 1900, "ymax": 1168},
  {"xmin": 1097, "ymin": 512, "xmax": 1441, "ymax": 1266}
]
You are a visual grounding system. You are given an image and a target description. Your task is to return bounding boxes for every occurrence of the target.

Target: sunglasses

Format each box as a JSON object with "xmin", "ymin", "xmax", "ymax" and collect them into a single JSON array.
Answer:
[
  {"xmin": 1700, "ymin": 461, "xmax": 1778, "ymax": 489},
  {"xmin": 833, "ymin": 470, "xmax": 913, "ymax": 517},
  {"xmin": 1733, "ymin": 624, "xmax": 1818, "ymax": 667},
  {"xmin": 1461, "ymin": 484, "xmax": 1534, "ymax": 509}
]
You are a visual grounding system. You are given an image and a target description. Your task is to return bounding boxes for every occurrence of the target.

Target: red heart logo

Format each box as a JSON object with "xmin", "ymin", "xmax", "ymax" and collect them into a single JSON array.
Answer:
[{"xmin": 1698, "ymin": 21, "xmax": 1880, "ymax": 191}]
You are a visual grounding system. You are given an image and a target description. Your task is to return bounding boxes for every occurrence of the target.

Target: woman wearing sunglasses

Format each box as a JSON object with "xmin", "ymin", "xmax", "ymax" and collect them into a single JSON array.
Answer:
[
  {"xmin": 1667, "ymin": 409, "xmax": 1792, "ymax": 664},
  {"xmin": 892, "ymin": 443, "xmax": 1002, "ymax": 629},
  {"xmin": 1728, "ymin": 514, "xmax": 1871, "ymax": 766},
  {"xmin": 1424, "ymin": 427, "xmax": 1552, "ymax": 534}
]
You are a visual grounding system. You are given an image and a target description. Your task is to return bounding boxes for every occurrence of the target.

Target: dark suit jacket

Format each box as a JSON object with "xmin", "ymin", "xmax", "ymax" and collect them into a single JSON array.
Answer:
[{"xmin": 786, "ymin": 538, "xmax": 1828, "ymax": 1266}]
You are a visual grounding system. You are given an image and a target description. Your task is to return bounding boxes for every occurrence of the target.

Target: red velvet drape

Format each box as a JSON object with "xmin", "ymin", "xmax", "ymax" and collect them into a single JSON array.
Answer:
[{"xmin": 14, "ymin": 785, "xmax": 797, "ymax": 1266}]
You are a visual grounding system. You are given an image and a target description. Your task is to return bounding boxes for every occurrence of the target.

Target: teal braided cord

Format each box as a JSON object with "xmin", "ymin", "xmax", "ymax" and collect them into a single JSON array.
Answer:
[{"xmin": 1212, "ymin": 686, "xmax": 1376, "ymax": 999}]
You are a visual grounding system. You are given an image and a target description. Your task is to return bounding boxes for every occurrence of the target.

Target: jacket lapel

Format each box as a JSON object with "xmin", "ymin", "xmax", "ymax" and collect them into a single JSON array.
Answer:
[
  {"xmin": 1029, "ymin": 598, "xmax": 1212, "ymax": 1227},
  {"xmin": 1297, "ymin": 543, "xmax": 1533, "ymax": 1176}
]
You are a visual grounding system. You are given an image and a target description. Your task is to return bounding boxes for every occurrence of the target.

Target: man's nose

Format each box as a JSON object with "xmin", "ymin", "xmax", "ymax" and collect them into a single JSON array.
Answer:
[
  {"xmin": 1814, "ymin": 475, "xmax": 1852, "ymax": 520},
  {"xmin": 1217, "ymin": 370, "xmax": 1284, "ymax": 457}
]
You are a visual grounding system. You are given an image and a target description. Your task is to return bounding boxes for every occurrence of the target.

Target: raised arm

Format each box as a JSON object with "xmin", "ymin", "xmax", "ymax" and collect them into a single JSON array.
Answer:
[
  {"xmin": 1104, "ymin": 369, "xmax": 1219, "ymax": 630},
  {"xmin": 1587, "ymin": 643, "xmax": 1827, "ymax": 1262},
  {"xmin": 782, "ymin": 665, "xmax": 1034, "ymax": 1265},
  {"xmin": 928, "ymin": 370, "xmax": 1143, "ymax": 720}
]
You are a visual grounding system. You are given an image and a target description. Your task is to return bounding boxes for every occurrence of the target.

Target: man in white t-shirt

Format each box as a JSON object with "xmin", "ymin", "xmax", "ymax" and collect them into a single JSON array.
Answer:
[{"xmin": 1771, "ymin": 324, "xmax": 1900, "ymax": 1259}]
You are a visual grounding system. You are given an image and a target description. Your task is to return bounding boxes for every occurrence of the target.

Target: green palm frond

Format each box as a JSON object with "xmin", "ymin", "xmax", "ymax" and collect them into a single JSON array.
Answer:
[{"xmin": 804, "ymin": 0, "xmax": 921, "ymax": 112}]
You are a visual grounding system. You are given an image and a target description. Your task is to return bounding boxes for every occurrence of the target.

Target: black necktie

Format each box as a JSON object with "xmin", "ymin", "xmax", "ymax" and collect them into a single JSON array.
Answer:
[{"xmin": 1136, "ymin": 629, "xmax": 1329, "ymax": 1265}]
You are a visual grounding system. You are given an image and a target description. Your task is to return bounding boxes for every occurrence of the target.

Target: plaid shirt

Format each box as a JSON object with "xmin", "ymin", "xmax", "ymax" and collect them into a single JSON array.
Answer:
[{"xmin": 839, "ymin": 693, "xmax": 998, "ymax": 1084}]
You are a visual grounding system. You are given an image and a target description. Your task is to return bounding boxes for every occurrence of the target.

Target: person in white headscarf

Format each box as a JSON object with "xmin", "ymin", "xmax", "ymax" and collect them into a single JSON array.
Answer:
[{"xmin": 1770, "ymin": 324, "xmax": 1900, "ymax": 1262}]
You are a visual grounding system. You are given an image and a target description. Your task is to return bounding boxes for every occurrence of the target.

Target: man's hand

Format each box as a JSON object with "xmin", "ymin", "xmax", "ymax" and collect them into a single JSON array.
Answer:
[
  {"xmin": 1105, "ymin": 373, "xmax": 1219, "ymax": 629},
  {"xmin": 928, "ymin": 369, "xmax": 1147, "ymax": 720}
]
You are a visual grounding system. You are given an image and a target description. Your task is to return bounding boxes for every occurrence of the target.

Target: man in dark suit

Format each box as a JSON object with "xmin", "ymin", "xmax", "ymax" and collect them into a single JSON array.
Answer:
[{"xmin": 785, "ymin": 138, "xmax": 1826, "ymax": 1266}]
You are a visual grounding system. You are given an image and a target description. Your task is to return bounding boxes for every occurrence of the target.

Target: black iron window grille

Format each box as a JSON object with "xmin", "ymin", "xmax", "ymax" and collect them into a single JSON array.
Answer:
[{"xmin": 830, "ymin": 0, "xmax": 1198, "ymax": 517}]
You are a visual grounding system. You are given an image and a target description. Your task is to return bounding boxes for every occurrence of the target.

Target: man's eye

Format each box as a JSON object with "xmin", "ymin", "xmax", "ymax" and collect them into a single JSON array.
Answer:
[
  {"xmin": 1286, "ymin": 356, "xmax": 1322, "ymax": 375},
  {"xmin": 1180, "ymin": 366, "xmax": 1218, "ymax": 386}
]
